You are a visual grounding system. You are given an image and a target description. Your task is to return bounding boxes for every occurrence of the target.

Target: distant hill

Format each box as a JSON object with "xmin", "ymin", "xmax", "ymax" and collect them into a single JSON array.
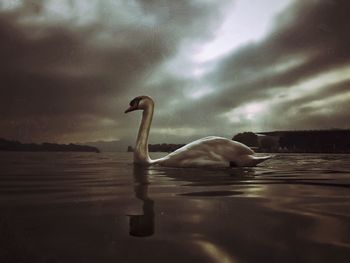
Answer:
[
  {"xmin": 0, "ymin": 138, "xmax": 99, "ymax": 153},
  {"xmin": 257, "ymin": 129, "xmax": 350, "ymax": 137},
  {"xmin": 254, "ymin": 129, "xmax": 350, "ymax": 153}
]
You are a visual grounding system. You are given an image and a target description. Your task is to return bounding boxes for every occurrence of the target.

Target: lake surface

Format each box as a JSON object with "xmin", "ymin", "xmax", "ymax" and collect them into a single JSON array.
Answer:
[{"xmin": 1, "ymin": 152, "xmax": 350, "ymax": 263}]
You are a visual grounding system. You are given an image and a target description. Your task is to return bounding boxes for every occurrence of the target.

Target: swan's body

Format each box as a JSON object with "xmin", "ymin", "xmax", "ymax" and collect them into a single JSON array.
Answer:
[{"xmin": 125, "ymin": 96, "xmax": 271, "ymax": 167}]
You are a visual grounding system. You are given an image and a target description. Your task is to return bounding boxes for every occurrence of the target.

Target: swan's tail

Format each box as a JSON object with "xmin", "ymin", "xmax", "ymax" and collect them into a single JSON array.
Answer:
[
  {"xmin": 250, "ymin": 155, "xmax": 272, "ymax": 166},
  {"xmin": 232, "ymin": 154, "xmax": 273, "ymax": 167}
]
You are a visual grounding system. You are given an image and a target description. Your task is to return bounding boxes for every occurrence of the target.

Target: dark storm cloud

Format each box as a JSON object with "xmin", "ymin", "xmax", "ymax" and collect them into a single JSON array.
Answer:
[
  {"xmin": 160, "ymin": 0, "xmax": 350, "ymax": 133},
  {"xmin": 1, "ymin": 0, "xmax": 349, "ymax": 144},
  {"xmin": 213, "ymin": 0, "xmax": 350, "ymax": 105},
  {"xmin": 264, "ymin": 78, "xmax": 350, "ymax": 130},
  {"xmin": 0, "ymin": 0, "xmax": 229, "ymax": 142},
  {"xmin": 0, "ymin": 10, "xmax": 169, "ymax": 117}
]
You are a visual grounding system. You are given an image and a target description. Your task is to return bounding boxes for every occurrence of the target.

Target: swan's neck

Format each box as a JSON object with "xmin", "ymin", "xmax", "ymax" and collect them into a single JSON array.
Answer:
[{"xmin": 134, "ymin": 104, "xmax": 154, "ymax": 165}]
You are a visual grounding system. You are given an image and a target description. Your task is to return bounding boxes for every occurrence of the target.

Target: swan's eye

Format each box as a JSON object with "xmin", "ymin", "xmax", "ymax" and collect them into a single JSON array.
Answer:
[{"xmin": 129, "ymin": 97, "xmax": 142, "ymax": 107}]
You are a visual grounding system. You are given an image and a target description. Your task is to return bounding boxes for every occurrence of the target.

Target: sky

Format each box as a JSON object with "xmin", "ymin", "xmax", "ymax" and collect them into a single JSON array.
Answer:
[{"xmin": 0, "ymin": 0, "xmax": 350, "ymax": 145}]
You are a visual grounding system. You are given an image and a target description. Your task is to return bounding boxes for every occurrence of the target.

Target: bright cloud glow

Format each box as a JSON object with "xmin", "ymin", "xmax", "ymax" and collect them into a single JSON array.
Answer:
[
  {"xmin": 304, "ymin": 92, "xmax": 350, "ymax": 111},
  {"xmin": 153, "ymin": 127, "xmax": 197, "ymax": 137},
  {"xmin": 0, "ymin": 0, "xmax": 22, "ymax": 10},
  {"xmin": 192, "ymin": 67, "xmax": 207, "ymax": 78},
  {"xmin": 189, "ymin": 86, "xmax": 214, "ymax": 99},
  {"xmin": 223, "ymin": 102, "xmax": 267, "ymax": 123},
  {"xmin": 278, "ymin": 65, "xmax": 350, "ymax": 101},
  {"xmin": 193, "ymin": 0, "xmax": 292, "ymax": 63},
  {"xmin": 245, "ymin": 103, "xmax": 265, "ymax": 120}
]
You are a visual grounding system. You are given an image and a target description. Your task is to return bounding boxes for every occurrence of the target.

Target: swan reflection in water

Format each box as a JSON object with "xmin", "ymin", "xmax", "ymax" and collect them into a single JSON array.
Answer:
[{"xmin": 128, "ymin": 165, "xmax": 155, "ymax": 237}]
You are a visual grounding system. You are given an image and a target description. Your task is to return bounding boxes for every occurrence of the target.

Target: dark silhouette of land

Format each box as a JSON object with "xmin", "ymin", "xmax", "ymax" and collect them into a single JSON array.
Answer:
[
  {"xmin": 234, "ymin": 129, "xmax": 350, "ymax": 153},
  {"xmin": 261, "ymin": 130, "xmax": 350, "ymax": 153},
  {"xmin": 0, "ymin": 138, "xmax": 100, "ymax": 153},
  {"xmin": 232, "ymin": 132, "xmax": 259, "ymax": 147}
]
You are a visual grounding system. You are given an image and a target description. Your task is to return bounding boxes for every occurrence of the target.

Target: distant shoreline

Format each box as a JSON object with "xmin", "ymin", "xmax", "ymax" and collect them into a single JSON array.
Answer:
[
  {"xmin": 0, "ymin": 138, "xmax": 100, "ymax": 153},
  {"xmin": 234, "ymin": 130, "xmax": 350, "ymax": 154}
]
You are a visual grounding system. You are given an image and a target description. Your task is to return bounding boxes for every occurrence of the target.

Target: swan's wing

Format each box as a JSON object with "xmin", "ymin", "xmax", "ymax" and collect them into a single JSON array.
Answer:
[
  {"xmin": 173, "ymin": 136, "xmax": 254, "ymax": 155},
  {"xmin": 155, "ymin": 136, "xmax": 254, "ymax": 167}
]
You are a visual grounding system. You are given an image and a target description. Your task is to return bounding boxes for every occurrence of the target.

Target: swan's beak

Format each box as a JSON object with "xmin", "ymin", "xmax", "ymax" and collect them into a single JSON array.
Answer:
[{"xmin": 124, "ymin": 105, "xmax": 136, "ymax": 113}]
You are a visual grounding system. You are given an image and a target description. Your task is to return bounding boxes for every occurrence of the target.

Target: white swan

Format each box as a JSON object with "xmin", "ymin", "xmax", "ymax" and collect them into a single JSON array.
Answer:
[{"xmin": 125, "ymin": 96, "xmax": 271, "ymax": 167}]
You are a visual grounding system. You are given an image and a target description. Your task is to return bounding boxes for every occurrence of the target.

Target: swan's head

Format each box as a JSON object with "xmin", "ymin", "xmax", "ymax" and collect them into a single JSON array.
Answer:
[{"xmin": 124, "ymin": 96, "xmax": 154, "ymax": 113}]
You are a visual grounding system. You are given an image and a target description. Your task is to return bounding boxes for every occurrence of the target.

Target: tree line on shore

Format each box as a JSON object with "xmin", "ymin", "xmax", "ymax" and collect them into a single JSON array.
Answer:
[
  {"xmin": 0, "ymin": 138, "xmax": 100, "ymax": 153},
  {"xmin": 233, "ymin": 130, "xmax": 350, "ymax": 153}
]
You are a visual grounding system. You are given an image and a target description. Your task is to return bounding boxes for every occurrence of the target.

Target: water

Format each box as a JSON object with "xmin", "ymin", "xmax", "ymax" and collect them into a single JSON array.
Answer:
[{"xmin": 1, "ymin": 152, "xmax": 350, "ymax": 263}]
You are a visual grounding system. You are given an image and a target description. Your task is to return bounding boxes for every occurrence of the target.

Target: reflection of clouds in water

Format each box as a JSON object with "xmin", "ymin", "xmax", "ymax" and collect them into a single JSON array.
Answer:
[
  {"xmin": 262, "ymin": 184, "xmax": 350, "ymax": 249},
  {"xmin": 194, "ymin": 239, "xmax": 238, "ymax": 263}
]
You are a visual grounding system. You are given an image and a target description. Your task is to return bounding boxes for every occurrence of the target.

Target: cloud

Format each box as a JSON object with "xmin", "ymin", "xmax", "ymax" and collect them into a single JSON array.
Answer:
[
  {"xmin": 214, "ymin": 0, "xmax": 350, "ymax": 103},
  {"xmin": 0, "ymin": 0, "xmax": 349, "ymax": 145},
  {"xmin": 161, "ymin": 0, "xmax": 350, "ymax": 136},
  {"xmin": 0, "ymin": 0, "xmax": 229, "ymax": 142}
]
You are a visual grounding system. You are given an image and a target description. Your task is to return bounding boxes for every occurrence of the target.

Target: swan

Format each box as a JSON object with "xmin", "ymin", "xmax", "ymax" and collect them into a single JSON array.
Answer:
[{"xmin": 125, "ymin": 95, "xmax": 271, "ymax": 167}]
